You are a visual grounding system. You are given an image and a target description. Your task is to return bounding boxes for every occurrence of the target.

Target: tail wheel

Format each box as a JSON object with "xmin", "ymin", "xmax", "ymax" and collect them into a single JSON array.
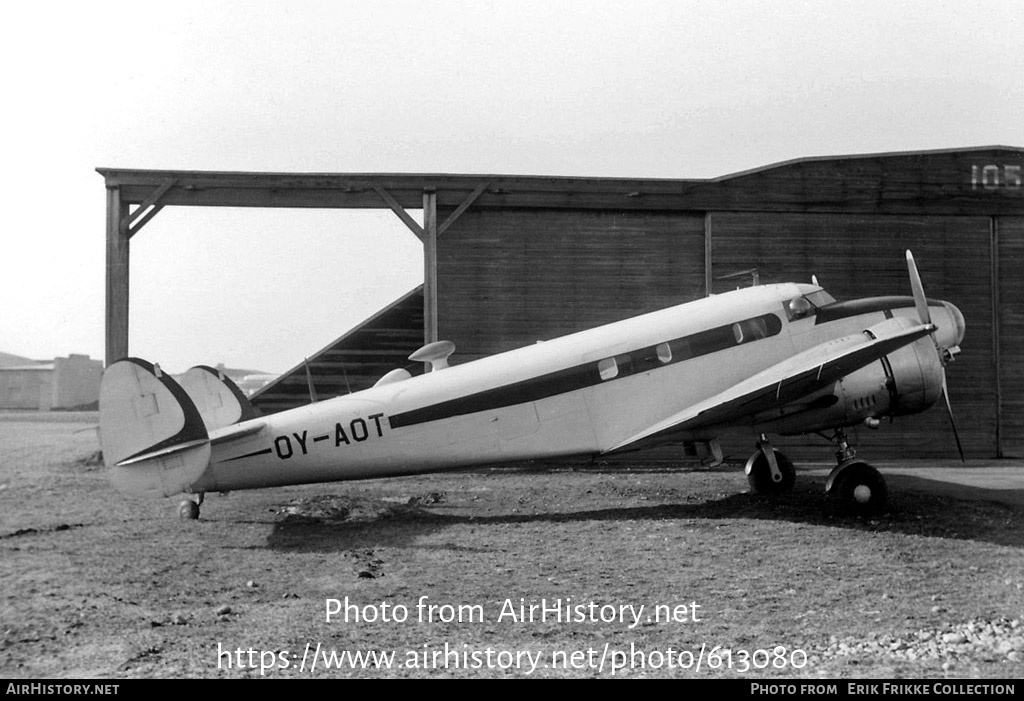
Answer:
[
  {"xmin": 829, "ymin": 460, "xmax": 888, "ymax": 516},
  {"xmin": 178, "ymin": 499, "xmax": 200, "ymax": 520},
  {"xmin": 745, "ymin": 449, "xmax": 796, "ymax": 494}
]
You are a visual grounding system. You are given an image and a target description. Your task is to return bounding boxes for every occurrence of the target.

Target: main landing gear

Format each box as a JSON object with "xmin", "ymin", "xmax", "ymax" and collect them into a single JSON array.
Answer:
[
  {"xmin": 744, "ymin": 430, "xmax": 888, "ymax": 516},
  {"xmin": 824, "ymin": 429, "xmax": 888, "ymax": 516},
  {"xmin": 178, "ymin": 492, "xmax": 204, "ymax": 520},
  {"xmin": 744, "ymin": 435, "xmax": 796, "ymax": 493}
]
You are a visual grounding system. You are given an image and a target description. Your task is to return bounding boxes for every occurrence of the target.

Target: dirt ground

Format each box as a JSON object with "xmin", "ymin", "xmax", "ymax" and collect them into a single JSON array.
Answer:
[{"xmin": 1, "ymin": 414, "xmax": 1022, "ymax": 679}]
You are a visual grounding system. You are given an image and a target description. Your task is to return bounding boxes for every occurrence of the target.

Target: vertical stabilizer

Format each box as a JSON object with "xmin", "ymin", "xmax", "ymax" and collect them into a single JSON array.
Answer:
[
  {"xmin": 179, "ymin": 365, "xmax": 261, "ymax": 431},
  {"xmin": 99, "ymin": 359, "xmax": 211, "ymax": 498}
]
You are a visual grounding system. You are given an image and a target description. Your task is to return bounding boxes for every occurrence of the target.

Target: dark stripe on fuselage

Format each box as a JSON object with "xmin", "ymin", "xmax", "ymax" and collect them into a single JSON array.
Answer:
[
  {"xmin": 221, "ymin": 447, "xmax": 273, "ymax": 462},
  {"xmin": 388, "ymin": 313, "xmax": 783, "ymax": 429},
  {"xmin": 815, "ymin": 296, "xmax": 940, "ymax": 325}
]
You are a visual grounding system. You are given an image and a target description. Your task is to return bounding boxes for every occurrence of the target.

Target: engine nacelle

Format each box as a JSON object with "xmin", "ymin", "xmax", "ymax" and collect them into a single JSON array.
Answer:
[
  {"xmin": 877, "ymin": 336, "xmax": 944, "ymax": 417},
  {"xmin": 756, "ymin": 317, "xmax": 945, "ymax": 436},
  {"xmin": 830, "ymin": 334, "xmax": 943, "ymax": 422}
]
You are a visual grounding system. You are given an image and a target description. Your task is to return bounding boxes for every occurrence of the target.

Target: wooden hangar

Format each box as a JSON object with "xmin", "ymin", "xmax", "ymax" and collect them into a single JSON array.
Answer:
[{"xmin": 98, "ymin": 145, "xmax": 1024, "ymax": 458}]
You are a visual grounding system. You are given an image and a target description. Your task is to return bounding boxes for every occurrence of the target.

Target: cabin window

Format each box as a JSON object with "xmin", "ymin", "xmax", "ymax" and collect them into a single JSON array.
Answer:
[
  {"xmin": 597, "ymin": 357, "xmax": 618, "ymax": 380},
  {"xmin": 592, "ymin": 314, "xmax": 781, "ymax": 385},
  {"xmin": 656, "ymin": 342, "xmax": 672, "ymax": 363},
  {"xmin": 633, "ymin": 347, "xmax": 662, "ymax": 372},
  {"xmin": 732, "ymin": 314, "xmax": 782, "ymax": 344},
  {"xmin": 733, "ymin": 317, "xmax": 769, "ymax": 343},
  {"xmin": 687, "ymin": 328, "xmax": 734, "ymax": 357},
  {"xmin": 669, "ymin": 336, "xmax": 693, "ymax": 361},
  {"xmin": 614, "ymin": 353, "xmax": 633, "ymax": 376}
]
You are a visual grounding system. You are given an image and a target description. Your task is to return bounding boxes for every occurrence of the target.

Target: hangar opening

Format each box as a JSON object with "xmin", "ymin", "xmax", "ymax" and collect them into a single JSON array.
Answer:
[{"xmin": 125, "ymin": 206, "xmax": 421, "ymax": 382}]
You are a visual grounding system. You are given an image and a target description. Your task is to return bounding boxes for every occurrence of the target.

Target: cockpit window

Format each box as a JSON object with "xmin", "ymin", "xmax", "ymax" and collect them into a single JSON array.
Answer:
[
  {"xmin": 785, "ymin": 290, "xmax": 838, "ymax": 320},
  {"xmin": 805, "ymin": 290, "xmax": 836, "ymax": 307}
]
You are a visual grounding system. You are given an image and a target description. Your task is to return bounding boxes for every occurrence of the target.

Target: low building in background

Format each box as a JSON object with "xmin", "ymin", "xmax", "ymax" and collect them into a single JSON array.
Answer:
[{"xmin": 0, "ymin": 353, "xmax": 103, "ymax": 410}]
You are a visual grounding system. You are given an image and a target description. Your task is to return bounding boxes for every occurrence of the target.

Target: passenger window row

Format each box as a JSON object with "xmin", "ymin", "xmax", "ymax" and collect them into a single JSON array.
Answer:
[{"xmin": 597, "ymin": 313, "xmax": 783, "ymax": 381}]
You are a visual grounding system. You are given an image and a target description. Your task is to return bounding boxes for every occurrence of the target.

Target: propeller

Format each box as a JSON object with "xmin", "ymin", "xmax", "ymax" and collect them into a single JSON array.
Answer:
[
  {"xmin": 905, "ymin": 250, "xmax": 965, "ymax": 461},
  {"xmin": 941, "ymin": 374, "xmax": 965, "ymax": 461}
]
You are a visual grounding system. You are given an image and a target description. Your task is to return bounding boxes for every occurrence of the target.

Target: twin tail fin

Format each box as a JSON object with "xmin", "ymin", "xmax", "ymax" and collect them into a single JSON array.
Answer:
[{"xmin": 99, "ymin": 359, "xmax": 260, "ymax": 498}]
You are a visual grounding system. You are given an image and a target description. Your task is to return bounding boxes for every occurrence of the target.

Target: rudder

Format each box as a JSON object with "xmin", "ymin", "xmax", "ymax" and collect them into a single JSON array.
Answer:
[
  {"xmin": 178, "ymin": 365, "xmax": 261, "ymax": 431},
  {"xmin": 99, "ymin": 358, "xmax": 211, "ymax": 498}
]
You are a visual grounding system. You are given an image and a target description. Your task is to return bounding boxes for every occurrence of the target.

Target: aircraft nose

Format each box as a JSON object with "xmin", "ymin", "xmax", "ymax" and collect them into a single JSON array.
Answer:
[
  {"xmin": 945, "ymin": 302, "xmax": 966, "ymax": 346},
  {"xmin": 938, "ymin": 301, "xmax": 966, "ymax": 349}
]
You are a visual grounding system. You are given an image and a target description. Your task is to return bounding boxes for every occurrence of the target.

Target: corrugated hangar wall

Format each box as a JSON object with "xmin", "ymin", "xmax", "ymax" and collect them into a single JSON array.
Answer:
[
  {"xmin": 707, "ymin": 213, "xmax": 995, "ymax": 459},
  {"xmin": 434, "ymin": 150, "xmax": 1023, "ymax": 460},
  {"xmin": 437, "ymin": 209, "xmax": 706, "ymax": 362},
  {"xmin": 436, "ymin": 210, "xmax": 993, "ymax": 460}
]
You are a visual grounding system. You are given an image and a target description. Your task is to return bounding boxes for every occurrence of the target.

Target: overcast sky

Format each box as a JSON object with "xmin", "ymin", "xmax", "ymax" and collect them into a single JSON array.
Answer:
[{"xmin": 2, "ymin": 1, "xmax": 1021, "ymax": 374}]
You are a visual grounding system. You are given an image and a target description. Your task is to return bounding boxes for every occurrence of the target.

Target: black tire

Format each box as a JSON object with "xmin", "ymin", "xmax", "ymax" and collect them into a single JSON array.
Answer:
[
  {"xmin": 745, "ymin": 449, "xmax": 796, "ymax": 493},
  {"xmin": 829, "ymin": 461, "xmax": 888, "ymax": 516},
  {"xmin": 178, "ymin": 500, "xmax": 200, "ymax": 520}
]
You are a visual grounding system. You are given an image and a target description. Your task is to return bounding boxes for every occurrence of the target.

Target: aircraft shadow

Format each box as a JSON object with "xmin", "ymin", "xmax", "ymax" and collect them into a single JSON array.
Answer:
[{"xmin": 264, "ymin": 478, "xmax": 1023, "ymax": 553}]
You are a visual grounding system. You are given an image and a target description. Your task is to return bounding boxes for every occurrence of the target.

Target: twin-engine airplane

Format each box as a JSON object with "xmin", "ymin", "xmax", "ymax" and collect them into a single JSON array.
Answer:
[{"xmin": 100, "ymin": 251, "xmax": 965, "ymax": 519}]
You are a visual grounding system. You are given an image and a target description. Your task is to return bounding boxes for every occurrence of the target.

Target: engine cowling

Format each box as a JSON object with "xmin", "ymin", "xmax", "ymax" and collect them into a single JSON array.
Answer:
[
  {"xmin": 874, "ymin": 335, "xmax": 944, "ymax": 417},
  {"xmin": 825, "ymin": 335, "xmax": 943, "ymax": 425},
  {"xmin": 757, "ymin": 317, "xmax": 944, "ymax": 436}
]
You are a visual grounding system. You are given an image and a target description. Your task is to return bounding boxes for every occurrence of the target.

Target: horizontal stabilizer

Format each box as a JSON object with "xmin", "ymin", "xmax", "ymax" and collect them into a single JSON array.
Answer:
[
  {"xmin": 179, "ymin": 365, "xmax": 261, "ymax": 431},
  {"xmin": 210, "ymin": 419, "xmax": 266, "ymax": 446},
  {"xmin": 115, "ymin": 437, "xmax": 210, "ymax": 466},
  {"xmin": 99, "ymin": 359, "xmax": 211, "ymax": 498}
]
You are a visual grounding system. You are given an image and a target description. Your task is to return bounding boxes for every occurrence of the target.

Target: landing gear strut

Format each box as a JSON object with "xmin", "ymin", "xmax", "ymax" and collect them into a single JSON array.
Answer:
[
  {"xmin": 178, "ymin": 493, "xmax": 204, "ymax": 520},
  {"xmin": 745, "ymin": 435, "xmax": 796, "ymax": 494},
  {"xmin": 825, "ymin": 429, "xmax": 888, "ymax": 516}
]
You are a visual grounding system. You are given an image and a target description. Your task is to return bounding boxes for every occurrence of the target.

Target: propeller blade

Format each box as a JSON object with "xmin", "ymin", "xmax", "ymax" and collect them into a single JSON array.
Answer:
[
  {"xmin": 941, "ymin": 373, "xmax": 965, "ymax": 462},
  {"xmin": 906, "ymin": 250, "xmax": 931, "ymax": 326},
  {"xmin": 908, "ymin": 251, "xmax": 963, "ymax": 462}
]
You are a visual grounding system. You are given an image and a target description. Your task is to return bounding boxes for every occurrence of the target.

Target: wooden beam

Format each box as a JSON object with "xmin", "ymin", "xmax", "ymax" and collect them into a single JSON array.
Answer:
[
  {"xmin": 437, "ymin": 180, "xmax": 489, "ymax": 237},
  {"xmin": 121, "ymin": 178, "xmax": 176, "ymax": 233},
  {"xmin": 99, "ymin": 146, "xmax": 1024, "ymax": 216},
  {"xmin": 373, "ymin": 184, "xmax": 425, "ymax": 241},
  {"xmin": 423, "ymin": 190, "xmax": 438, "ymax": 345},
  {"xmin": 105, "ymin": 187, "xmax": 130, "ymax": 366},
  {"xmin": 127, "ymin": 204, "xmax": 164, "ymax": 239}
]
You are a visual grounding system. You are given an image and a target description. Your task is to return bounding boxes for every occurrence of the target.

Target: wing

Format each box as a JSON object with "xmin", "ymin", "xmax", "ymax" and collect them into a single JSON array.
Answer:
[{"xmin": 603, "ymin": 317, "xmax": 935, "ymax": 454}]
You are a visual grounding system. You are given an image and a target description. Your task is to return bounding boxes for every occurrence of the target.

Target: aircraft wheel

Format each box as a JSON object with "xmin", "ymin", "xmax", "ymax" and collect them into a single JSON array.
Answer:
[
  {"xmin": 178, "ymin": 499, "xmax": 200, "ymax": 520},
  {"xmin": 828, "ymin": 461, "xmax": 888, "ymax": 516},
  {"xmin": 745, "ymin": 449, "xmax": 796, "ymax": 493}
]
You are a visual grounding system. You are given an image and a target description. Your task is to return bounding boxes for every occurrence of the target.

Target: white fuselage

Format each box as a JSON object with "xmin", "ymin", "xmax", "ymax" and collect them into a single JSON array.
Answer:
[{"xmin": 191, "ymin": 282, "xmax": 960, "ymax": 493}]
